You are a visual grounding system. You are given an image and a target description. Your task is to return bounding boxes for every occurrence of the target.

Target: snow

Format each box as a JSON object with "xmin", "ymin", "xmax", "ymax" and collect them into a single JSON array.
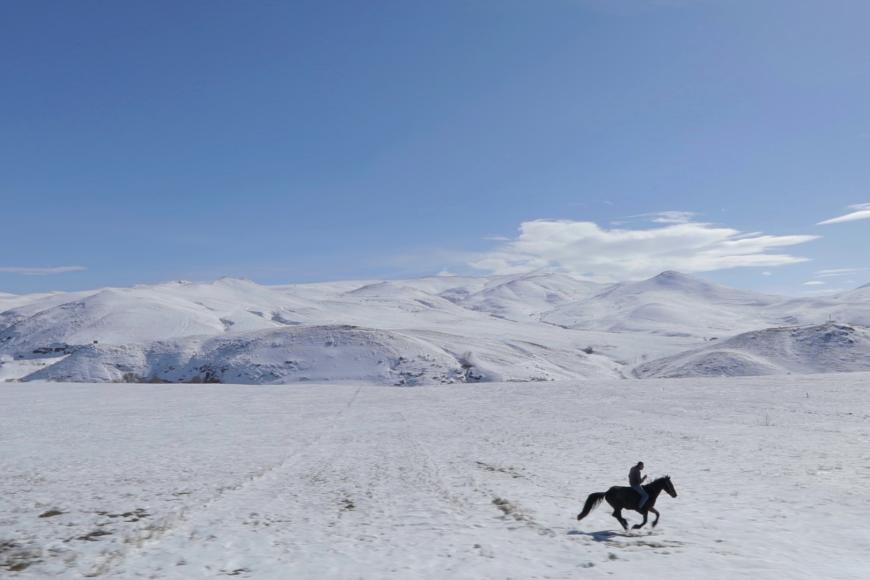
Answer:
[
  {"xmin": 2, "ymin": 271, "xmax": 870, "ymax": 382},
  {"xmin": 0, "ymin": 274, "xmax": 691, "ymax": 384},
  {"xmin": 0, "ymin": 355, "xmax": 67, "ymax": 382},
  {"xmin": 542, "ymin": 271, "xmax": 784, "ymax": 338},
  {"xmin": 444, "ymin": 272, "xmax": 606, "ymax": 322},
  {"xmin": 635, "ymin": 323, "xmax": 870, "ymax": 378},
  {"xmin": 838, "ymin": 282, "xmax": 870, "ymax": 301},
  {"xmin": 2, "ymin": 376, "xmax": 869, "ymax": 578},
  {"xmin": 4, "ymin": 271, "xmax": 868, "ymax": 577},
  {"xmin": 24, "ymin": 326, "xmax": 473, "ymax": 385}
]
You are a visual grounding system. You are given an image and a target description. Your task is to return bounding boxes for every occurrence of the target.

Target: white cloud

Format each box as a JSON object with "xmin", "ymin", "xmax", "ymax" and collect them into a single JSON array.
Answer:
[
  {"xmin": 0, "ymin": 266, "xmax": 86, "ymax": 276},
  {"xmin": 803, "ymin": 280, "xmax": 826, "ymax": 286},
  {"xmin": 761, "ymin": 271, "xmax": 773, "ymax": 276},
  {"xmin": 802, "ymin": 287, "xmax": 843, "ymax": 295},
  {"xmin": 817, "ymin": 203, "xmax": 870, "ymax": 225},
  {"xmin": 468, "ymin": 219, "xmax": 819, "ymax": 281},
  {"xmin": 647, "ymin": 210, "xmax": 698, "ymax": 224},
  {"xmin": 815, "ymin": 267, "xmax": 869, "ymax": 278},
  {"xmin": 621, "ymin": 210, "xmax": 698, "ymax": 224}
]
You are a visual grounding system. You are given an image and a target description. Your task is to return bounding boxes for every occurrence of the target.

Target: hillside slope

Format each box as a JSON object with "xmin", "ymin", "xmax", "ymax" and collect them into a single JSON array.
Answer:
[
  {"xmin": 634, "ymin": 323, "xmax": 870, "ymax": 378},
  {"xmin": 541, "ymin": 271, "xmax": 783, "ymax": 337},
  {"xmin": 23, "ymin": 325, "xmax": 472, "ymax": 386}
]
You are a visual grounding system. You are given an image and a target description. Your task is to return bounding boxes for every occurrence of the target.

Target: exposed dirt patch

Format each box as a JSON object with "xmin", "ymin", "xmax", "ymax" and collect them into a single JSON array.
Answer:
[
  {"xmin": 95, "ymin": 508, "xmax": 150, "ymax": 521},
  {"xmin": 475, "ymin": 461, "xmax": 525, "ymax": 479},
  {"xmin": 491, "ymin": 497, "xmax": 556, "ymax": 537},
  {"xmin": 1, "ymin": 539, "xmax": 41, "ymax": 571},
  {"xmin": 492, "ymin": 497, "xmax": 531, "ymax": 523},
  {"xmin": 76, "ymin": 530, "xmax": 113, "ymax": 542}
]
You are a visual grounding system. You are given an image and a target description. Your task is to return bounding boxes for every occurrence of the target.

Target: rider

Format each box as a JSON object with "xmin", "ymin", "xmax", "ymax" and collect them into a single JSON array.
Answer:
[{"xmin": 629, "ymin": 461, "xmax": 648, "ymax": 509}]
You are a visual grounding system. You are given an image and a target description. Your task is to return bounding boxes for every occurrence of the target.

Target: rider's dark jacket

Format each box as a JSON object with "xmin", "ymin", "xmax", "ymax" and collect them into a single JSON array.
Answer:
[{"xmin": 629, "ymin": 465, "xmax": 644, "ymax": 487}]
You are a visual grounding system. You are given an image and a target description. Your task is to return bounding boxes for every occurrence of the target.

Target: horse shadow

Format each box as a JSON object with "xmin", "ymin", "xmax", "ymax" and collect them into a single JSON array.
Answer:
[{"xmin": 568, "ymin": 529, "xmax": 636, "ymax": 541}]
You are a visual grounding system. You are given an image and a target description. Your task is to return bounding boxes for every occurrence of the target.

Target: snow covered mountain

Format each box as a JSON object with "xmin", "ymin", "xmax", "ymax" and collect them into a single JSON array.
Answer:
[
  {"xmin": 437, "ymin": 272, "xmax": 605, "ymax": 322},
  {"xmin": 541, "ymin": 271, "xmax": 784, "ymax": 337},
  {"xmin": 634, "ymin": 323, "xmax": 870, "ymax": 378},
  {"xmin": 0, "ymin": 279, "xmax": 313, "ymax": 358},
  {"xmin": 2, "ymin": 271, "xmax": 870, "ymax": 383},
  {"xmin": 770, "ymin": 288, "xmax": 870, "ymax": 329},
  {"xmin": 22, "ymin": 325, "xmax": 474, "ymax": 386}
]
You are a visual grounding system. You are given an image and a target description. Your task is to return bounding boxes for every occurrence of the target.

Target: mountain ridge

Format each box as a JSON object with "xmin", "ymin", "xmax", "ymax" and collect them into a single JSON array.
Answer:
[{"xmin": 3, "ymin": 271, "xmax": 869, "ymax": 383}]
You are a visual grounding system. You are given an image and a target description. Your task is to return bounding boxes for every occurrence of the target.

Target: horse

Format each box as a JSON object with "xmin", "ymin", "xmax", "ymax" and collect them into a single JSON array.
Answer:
[{"xmin": 576, "ymin": 475, "xmax": 678, "ymax": 530}]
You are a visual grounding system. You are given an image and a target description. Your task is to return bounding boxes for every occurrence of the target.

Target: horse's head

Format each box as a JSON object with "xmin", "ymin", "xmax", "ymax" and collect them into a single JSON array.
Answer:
[{"xmin": 663, "ymin": 475, "xmax": 678, "ymax": 498}]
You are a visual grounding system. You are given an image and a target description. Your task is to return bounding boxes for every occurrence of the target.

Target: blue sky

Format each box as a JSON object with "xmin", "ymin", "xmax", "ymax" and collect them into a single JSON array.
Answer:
[{"xmin": 2, "ymin": 0, "xmax": 869, "ymax": 295}]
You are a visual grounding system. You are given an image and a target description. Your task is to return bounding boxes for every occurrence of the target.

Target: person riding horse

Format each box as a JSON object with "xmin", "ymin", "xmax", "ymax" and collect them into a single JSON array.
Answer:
[{"xmin": 576, "ymin": 465, "xmax": 678, "ymax": 530}]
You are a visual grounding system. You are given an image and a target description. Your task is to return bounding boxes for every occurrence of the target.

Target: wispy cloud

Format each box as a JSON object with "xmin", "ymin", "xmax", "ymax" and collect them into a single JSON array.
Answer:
[
  {"xmin": 647, "ymin": 210, "xmax": 698, "ymax": 224},
  {"xmin": 815, "ymin": 267, "xmax": 869, "ymax": 278},
  {"xmin": 802, "ymin": 287, "xmax": 843, "ymax": 296},
  {"xmin": 803, "ymin": 280, "xmax": 826, "ymax": 286},
  {"xmin": 0, "ymin": 266, "xmax": 86, "ymax": 276},
  {"xmin": 620, "ymin": 210, "xmax": 698, "ymax": 224},
  {"xmin": 468, "ymin": 218, "xmax": 819, "ymax": 281},
  {"xmin": 817, "ymin": 203, "xmax": 870, "ymax": 225}
]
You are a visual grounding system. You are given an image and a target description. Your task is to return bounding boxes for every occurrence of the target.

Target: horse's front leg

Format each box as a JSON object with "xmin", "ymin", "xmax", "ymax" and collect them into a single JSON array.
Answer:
[
  {"xmin": 649, "ymin": 507, "xmax": 660, "ymax": 528},
  {"xmin": 631, "ymin": 510, "xmax": 648, "ymax": 530}
]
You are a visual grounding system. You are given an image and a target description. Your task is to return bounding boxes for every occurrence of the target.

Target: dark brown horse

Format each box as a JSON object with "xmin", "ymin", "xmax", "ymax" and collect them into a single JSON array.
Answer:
[{"xmin": 576, "ymin": 475, "xmax": 678, "ymax": 530}]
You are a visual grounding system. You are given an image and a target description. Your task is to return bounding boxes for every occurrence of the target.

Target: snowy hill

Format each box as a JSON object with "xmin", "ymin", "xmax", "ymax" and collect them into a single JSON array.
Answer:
[
  {"xmin": 22, "ymin": 326, "xmax": 471, "ymax": 386},
  {"xmin": 0, "ymin": 274, "xmax": 640, "ymax": 384},
  {"xmin": 541, "ymin": 271, "xmax": 783, "ymax": 337},
  {"xmin": 2, "ymin": 271, "xmax": 870, "ymax": 383},
  {"xmin": 323, "ymin": 273, "xmax": 605, "ymax": 323},
  {"xmin": 841, "ymin": 282, "xmax": 870, "ymax": 300},
  {"xmin": 446, "ymin": 272, "xmax": 605, "ymax": 321},
  {"xmin": 0, "ymin": 279, "xmax": 308, "ymax": 359},
  {"xmin": 634, "ymin": 323, "xmax": 870, "ymax": 378},
  {"xmin": 769, "ymin": 283, "xmax": 870, "ymax": 328}
]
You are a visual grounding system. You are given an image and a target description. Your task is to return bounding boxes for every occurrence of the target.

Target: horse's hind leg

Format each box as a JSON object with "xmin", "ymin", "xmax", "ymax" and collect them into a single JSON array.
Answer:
[
  {"xmin": 649, "ymin": 507, "xmax": 660, "ymax": 528},
  {"xmin": 612, "ymin": 508, "xmax": 628, "ymax": 530},
  {"xmin": 632, "ymin": 510, "xmax": 648, "ymax": 530}
]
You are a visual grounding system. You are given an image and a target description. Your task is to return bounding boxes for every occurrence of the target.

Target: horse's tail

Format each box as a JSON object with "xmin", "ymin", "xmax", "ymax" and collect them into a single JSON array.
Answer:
[{"xmin": 576, "ymin": 491, "xmax": 606, "ymax": 521}]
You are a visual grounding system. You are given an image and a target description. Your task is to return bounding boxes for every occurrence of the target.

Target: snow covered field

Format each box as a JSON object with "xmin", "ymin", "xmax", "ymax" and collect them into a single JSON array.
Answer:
[{"xmin": 3, "ymin": 375, "xmax": 869, "ymax": 579}]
